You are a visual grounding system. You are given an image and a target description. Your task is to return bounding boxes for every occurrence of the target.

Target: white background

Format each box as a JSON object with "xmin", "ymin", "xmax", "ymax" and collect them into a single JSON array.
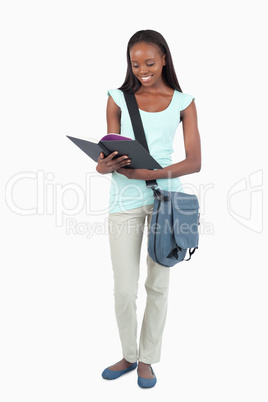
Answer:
[{"xmin": 1, "ymin": 0, "xmax": 267, "ymax": 401}]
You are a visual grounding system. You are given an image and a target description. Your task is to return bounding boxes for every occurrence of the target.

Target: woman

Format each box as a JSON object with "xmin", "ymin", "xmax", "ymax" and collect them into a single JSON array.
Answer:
[{"xmin": 96, "ymin": 29, "xmax": 201, "ymax": 388}]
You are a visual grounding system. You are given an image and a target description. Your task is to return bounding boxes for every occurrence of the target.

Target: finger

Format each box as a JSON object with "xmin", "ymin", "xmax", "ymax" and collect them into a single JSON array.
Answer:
[
  {"xmin": 98, "ymin": 152, "xmax": 105, "ymax": 162},
  {"xmin": 104, "ymin": 158, "xmax": 126, "ymax": 170},
  {"xmin": 113, "ymin": 158, "xmax": 131, "ymax": 169},
  {"xmin": 106, "ymin": 151, "xmax": 119, "ymax": 160},
  {"xmin": 110, "ymin": 155, "xmax": 130, "ymax": 167},
  {"xmin": 116, "ymin": 155, "xmax": 130, "ymax": 163},
  {"xmin": 105, "ymin": 155, "xmax": 129, "ymax": 169}
]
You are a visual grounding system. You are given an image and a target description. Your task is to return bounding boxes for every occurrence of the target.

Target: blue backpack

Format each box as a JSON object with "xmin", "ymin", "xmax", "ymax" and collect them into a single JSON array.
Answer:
[{"xmin": 124, "ymin": 92, "xmax": 200, "ymax": 267}]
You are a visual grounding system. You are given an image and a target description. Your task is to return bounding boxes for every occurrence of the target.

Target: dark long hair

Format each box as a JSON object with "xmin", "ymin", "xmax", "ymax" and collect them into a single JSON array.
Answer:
[{"xmin": 119, "ymin": 29, "xmax": 183, "ymax": 93}]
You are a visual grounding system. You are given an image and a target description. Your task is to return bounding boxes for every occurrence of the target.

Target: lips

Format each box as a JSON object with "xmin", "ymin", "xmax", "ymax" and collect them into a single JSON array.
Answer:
[{"xmin": 140, "ymin": 75, "xmax": 152, "ymax": 82}]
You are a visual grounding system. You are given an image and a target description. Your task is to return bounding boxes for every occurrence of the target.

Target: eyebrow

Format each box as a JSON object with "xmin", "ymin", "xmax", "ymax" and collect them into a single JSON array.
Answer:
[{"xmin": 131, "ymin": 58, "xmax": 155, "ymax": 63}]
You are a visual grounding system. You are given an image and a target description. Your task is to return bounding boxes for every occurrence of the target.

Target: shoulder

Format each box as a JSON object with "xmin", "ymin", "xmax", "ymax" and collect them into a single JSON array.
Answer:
[
  {"xmin": 107, "ymin": 89, "xmax": 125, "ymax": 109},
  {"xmin": 174, "ymin": 90, "xmax": 195, "ymax": 111}
]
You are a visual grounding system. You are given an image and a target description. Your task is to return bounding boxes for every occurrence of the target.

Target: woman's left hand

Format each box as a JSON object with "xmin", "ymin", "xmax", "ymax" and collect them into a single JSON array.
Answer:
[{"xmin": 116, "ymin": 167, "xmax": 153, "ymax": 180}]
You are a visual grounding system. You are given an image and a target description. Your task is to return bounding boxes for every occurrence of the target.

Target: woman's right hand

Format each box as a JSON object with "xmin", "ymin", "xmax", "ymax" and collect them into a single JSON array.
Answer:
[{"xmin": 96, "ymin": 152, "xmax": 131, "ymax": 174}]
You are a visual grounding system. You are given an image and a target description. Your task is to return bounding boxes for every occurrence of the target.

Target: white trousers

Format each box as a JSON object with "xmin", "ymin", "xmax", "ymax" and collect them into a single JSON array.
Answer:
[{"xmin": 108, "ymin": 204, "xmax": 170, "ymax": 364}]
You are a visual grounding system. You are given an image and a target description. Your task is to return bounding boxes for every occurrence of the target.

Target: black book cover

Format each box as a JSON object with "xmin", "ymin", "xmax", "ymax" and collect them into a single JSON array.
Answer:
[{"xmin": 67, "ymin": 135, "xmax": 162, "ymax": 170}]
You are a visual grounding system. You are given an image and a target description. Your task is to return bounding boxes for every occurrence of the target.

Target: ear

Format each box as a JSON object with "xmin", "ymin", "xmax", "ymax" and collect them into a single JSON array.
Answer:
[{"xmin": 163, "ymin": 54, "xmax": 166, "ymax": 66}]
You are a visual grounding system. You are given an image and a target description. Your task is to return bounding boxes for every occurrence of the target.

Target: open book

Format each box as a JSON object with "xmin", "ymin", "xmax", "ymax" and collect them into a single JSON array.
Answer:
[{"xmin": 67, "ymin": 133, "xmax": 162, "ymax": 169}]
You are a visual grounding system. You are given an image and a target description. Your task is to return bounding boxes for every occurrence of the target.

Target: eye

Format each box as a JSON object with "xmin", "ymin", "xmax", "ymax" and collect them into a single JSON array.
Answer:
[
  {"xmin": 132, "ymin": 65, "xmax": 139, "ymax": 69},
  {"xmin": 147, "ymin": 63, "xmax": 155, "ymax": 67}
]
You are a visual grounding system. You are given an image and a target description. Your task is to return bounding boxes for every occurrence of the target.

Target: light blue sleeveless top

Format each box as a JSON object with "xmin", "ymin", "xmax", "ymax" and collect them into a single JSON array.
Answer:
[{"xmin": 107, "ymin": 89, "xmax": 195, "ymax": 213}]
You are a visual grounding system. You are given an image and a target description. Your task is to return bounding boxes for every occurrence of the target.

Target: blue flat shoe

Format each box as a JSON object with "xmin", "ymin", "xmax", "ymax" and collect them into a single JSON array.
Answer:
[
  {"xmin": 102, "ymin": 362, "xmax": 137, "ymax": 380},
  {"xmin": 138, "ymin": 367, "xmax": 157, "ymax": 388}
]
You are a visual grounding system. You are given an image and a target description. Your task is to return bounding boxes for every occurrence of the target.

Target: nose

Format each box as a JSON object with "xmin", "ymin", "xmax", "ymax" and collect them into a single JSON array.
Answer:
[{"xmin": 140, "ymin": 64, "xmax": 149, "ymax": 75}]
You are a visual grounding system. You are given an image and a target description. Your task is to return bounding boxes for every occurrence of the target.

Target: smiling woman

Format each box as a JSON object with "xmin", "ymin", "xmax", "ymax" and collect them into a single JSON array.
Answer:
[
  {"xmin": 96, "ymin": 29, "xmax": 201, "ymax": 389},
  {"xmin": 129, "ymin": 42, "xmax": 173, "ymax": 112},
  {"xmin": 119, "ymin": 29, "xmax": 182, "ymax": 94},
  {"xmin": 130, "ymin": 42, "xmax": 166, "ymax": 85}
]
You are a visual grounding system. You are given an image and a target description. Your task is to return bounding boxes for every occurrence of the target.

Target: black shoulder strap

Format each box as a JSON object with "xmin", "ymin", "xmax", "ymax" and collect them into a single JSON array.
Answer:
[
  {"xmin": 123, "ymin": 92, "xmax": 158, "ymax": 189},
  {"xmin": 123, "ymin": 92, "xmax": 149, "ymax": 152}
]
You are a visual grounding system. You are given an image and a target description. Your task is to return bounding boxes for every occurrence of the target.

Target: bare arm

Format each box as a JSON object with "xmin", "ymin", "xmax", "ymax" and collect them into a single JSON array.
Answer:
[
  {"xmin": 106, "ymin": 95, "xmax": 121, "ymax": 134},
  {"xmin": 117, "ymin": 100, "xmax": 201, "ymax": 180},
  {"xmin": 159, "ymin": 99, "xmax": 201, "ymax": 178}
]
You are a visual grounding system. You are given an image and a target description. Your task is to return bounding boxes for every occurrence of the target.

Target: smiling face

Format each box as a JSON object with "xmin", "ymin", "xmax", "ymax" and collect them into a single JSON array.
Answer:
[{"xmin": 129, "ymin": 42, "xmax": 166, "ymax": 88}]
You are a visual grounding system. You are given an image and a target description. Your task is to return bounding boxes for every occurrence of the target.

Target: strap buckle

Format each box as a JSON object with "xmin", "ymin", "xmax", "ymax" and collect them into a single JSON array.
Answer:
[
  {"xmin": 153, "ymin": 188, "xmax": 171, "ymax": 202},
  {"xmin": 145, "ymin": 179, "xmax": 158, "ymax": 189}
]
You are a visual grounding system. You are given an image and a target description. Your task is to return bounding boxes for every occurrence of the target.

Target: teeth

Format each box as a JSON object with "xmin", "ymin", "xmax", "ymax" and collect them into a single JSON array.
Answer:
[{"xmin": 141, "ymin": 76, "xmax": 152, "ymax": 81}]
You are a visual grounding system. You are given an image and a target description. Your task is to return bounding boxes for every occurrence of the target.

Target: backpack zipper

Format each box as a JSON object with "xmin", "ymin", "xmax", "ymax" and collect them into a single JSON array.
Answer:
[{"xmin": 154, "ymin": 200, "xmax": 161, "ymax": 265}]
